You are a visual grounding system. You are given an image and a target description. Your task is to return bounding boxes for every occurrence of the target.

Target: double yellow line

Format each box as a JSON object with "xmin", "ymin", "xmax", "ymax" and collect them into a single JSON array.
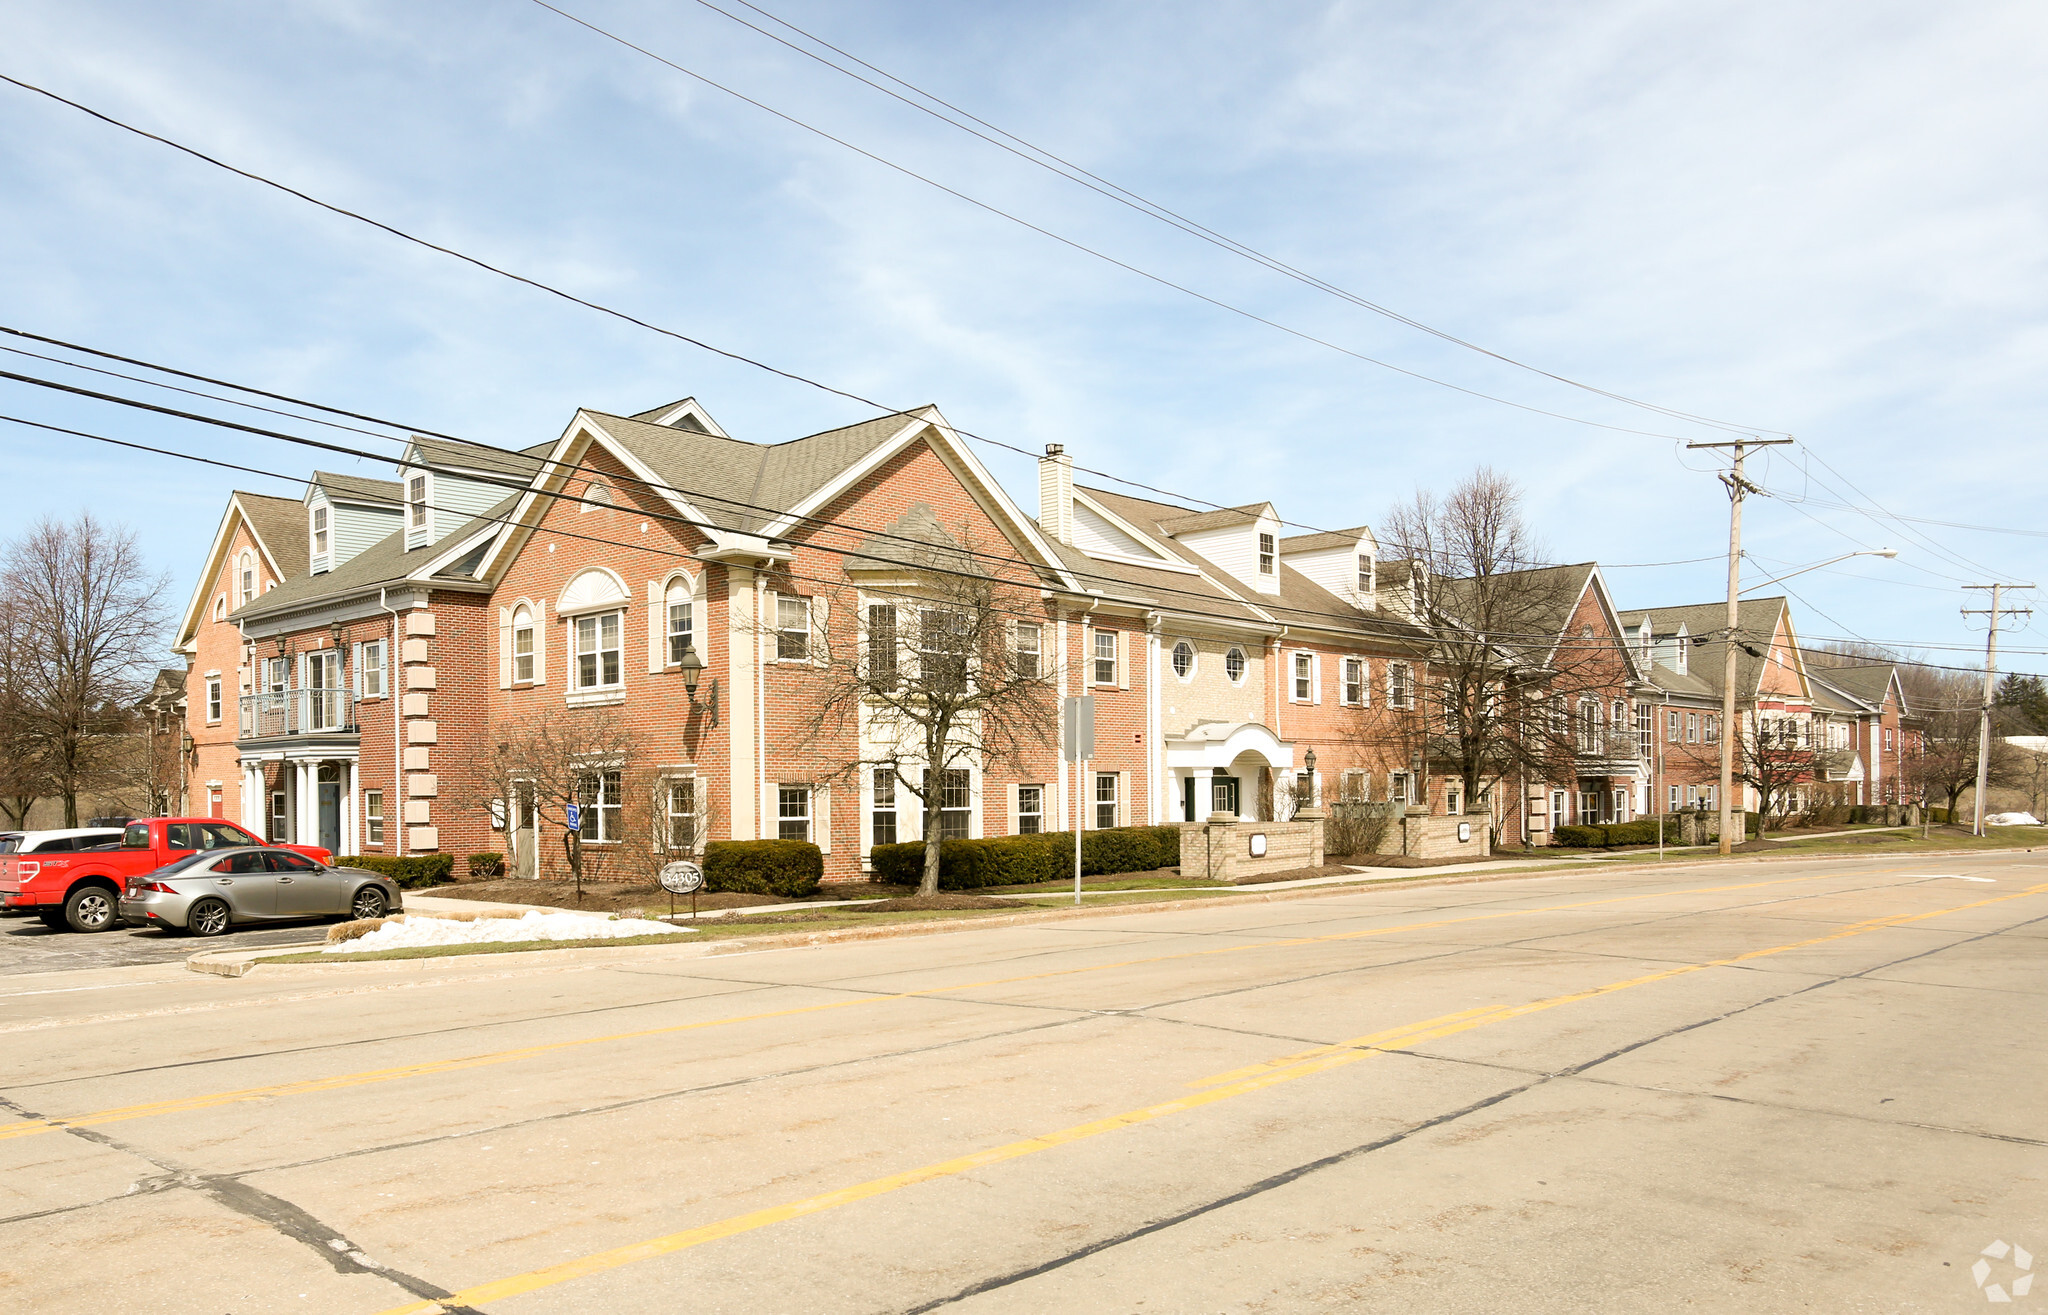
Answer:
[
  {"xmin": 0, "ymin": 869, "xmax": 1867, "ymax": 1147},
  {"xmin": 375, "ymin": 879, "xmax": 2048, "ymax": 1314}
]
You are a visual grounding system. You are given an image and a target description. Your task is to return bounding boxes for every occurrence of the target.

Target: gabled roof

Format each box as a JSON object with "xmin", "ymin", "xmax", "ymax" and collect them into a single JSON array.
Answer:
[
  {"xmin": 1157, "ymin": 503, "xmax": 1271, "ymax": 536},
  {"xmin": 1813, "ymin": 662, "xmax": 1905, "ymax": 713},
  {"xmin": 310, "ymin": 471, "xmax": 403, "ymax": 506},
  {"xmin": 231, "ymin": 493, "xmax": 519, "ymax": 623},
  {"xmin": 1278, "ymin": 527, "xmax": 1372, "ymax": 554},
  {"xmin": 173, "ymin": 490, "xmax": 310, "ymax": 652},
  {"xmin": 404, "ymin": 437, "xmax": 557, "ymax": 485},
  {"xmin": 1622, "ymin": 596, "xmax": 1798, "ymax": 702}
]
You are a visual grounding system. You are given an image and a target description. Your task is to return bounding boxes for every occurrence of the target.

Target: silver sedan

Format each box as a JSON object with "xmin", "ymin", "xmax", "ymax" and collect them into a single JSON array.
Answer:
[{"xmin": 118, "ymin": 847, "xmax": 401, "ymax": 937}]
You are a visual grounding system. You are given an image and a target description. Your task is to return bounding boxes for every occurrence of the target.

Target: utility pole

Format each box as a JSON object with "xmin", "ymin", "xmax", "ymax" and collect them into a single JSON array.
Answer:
[
  {"xmin": 1687, "ymin": 437, "xmax": 1794, "ymax": 856},
  {"xmin": 1962, "ymin": 583, "xmax": 2034, "ymax": 835}
]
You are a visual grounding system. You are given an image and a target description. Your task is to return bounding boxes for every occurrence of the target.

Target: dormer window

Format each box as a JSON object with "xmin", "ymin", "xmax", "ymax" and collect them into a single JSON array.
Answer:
[
  {"xmin": 1357, "ymin": 553, "xmax": 1374, "ymax": 594},
  {"xmin": 1676, "ymin": 641, "xmax": 1688, "ymax": 675},
  {"xmin": 1258, "ymin": 533, "xmax": 1275, "ymax": 575},
  {"xmin": 311, "ymin": 506, "xmax": 329, "ymax": 562},
  {"xmin": 408, "ymin": 474, "xmax": 428, "ymax": 530}
]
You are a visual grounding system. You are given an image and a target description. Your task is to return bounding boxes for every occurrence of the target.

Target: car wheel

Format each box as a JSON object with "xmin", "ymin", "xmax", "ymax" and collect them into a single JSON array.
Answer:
[
  {"xmin": 64, "ymin": 886, "xmax": 119, "ymax": 934},
  {"xmin": 350, "ymin": 886, "xmax": 388, "ymax": 921},
  {"xmin": 187, "ymin": 898, "xmax": 232, "ymax": 938}
]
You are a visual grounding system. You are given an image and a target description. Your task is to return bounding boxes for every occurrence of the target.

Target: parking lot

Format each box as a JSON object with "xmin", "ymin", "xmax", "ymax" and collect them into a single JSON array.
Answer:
[{"xmin": 0, "ymin": 914, "xmax": 326, "ymax": 975}]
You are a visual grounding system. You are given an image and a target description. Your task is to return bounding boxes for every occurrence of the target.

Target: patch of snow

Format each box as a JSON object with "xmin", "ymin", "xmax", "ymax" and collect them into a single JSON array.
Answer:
[
  {"xmin": 324, "ymin": 909, "xmax": 691, "ymax": 954},
  {"xmin": 1985, "ymin": 812, "xmax": 2042, "ymax": 826}
]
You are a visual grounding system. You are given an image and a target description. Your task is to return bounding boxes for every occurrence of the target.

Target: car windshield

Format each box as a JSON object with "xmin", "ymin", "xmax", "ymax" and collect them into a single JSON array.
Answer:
[{"xmin": 122, "ymin": 823, "xmax": 152, "ymax": 849}]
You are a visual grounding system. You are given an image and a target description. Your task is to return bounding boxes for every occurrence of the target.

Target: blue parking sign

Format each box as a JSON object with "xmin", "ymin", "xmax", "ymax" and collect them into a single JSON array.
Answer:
[{"xmin": 566, "ymin": 803, "xmax": 581, "ymax": 830}]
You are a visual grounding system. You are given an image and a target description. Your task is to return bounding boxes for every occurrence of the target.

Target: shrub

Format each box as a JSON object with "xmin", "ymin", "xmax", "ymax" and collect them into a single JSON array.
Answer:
[
  {"xmin": 467, "ymin": 852, "xmax": 505, "ymax": 878},
  {"xmin": 703, "ymin": 840, "xmax": 823, "ymax": 898},
  {"xmin": 1552, "ymin": 825, "xmax": 1603, "ymax": 848},
  {"xmin": 332, "ymin": 854, "xmax": 457, "ymax": 888},
  {"xmin": 869, "ymin": 825, "xmax": 1177, "ymax": 890}
]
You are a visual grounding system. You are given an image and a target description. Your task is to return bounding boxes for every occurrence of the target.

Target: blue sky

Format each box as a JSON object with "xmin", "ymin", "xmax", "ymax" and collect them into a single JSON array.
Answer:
[{"xmin": 2, "ymin": 0, "xmax": 2043, "ymax": 671}]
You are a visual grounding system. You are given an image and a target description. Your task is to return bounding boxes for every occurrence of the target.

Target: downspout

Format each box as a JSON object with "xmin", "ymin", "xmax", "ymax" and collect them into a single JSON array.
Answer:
[
  {"xmin": 379, "ymin": 588, "xmax": 405, "ymax": 858},
  {"xmin": 1272, "ymin": 626, "xmax": 1289, "ymax": 822},
  {"xmin": 1144, "ymin": 609, "xmax": 1162, "ymax": 825},
  {"xmin": 756, "ymin": 566, "xmax": 768, "ymax": 841}
]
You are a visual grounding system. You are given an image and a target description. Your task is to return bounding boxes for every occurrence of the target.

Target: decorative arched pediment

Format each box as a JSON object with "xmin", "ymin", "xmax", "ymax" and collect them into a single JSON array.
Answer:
[{"xmin": 559, "ymin": 567, "xmax": 630, "ymax": 615}]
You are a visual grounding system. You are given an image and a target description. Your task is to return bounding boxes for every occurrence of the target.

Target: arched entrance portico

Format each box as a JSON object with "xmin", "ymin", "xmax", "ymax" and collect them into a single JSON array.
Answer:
[{"xmin": 1164, "ymin": 721, "xmax": 1294, "ymax": 822}]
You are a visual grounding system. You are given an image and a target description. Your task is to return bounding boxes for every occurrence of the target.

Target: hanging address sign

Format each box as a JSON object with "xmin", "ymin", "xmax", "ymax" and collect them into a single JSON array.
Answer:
[{"xmin": 658, "ymin": 861, "xmax": 705, "ymax": 894}]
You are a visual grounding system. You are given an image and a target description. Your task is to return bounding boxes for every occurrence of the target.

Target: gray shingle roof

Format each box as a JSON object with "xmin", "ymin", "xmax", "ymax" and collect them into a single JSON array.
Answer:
[
  {"xmin": 312, "ymin": 471, "xmax": 403, "ymax": 505},
  {"xmin": 1811, "ymin": 663, "xmax": 1899, "ymax": 711},
  {"xmin": 237, "ymin": 492, "xmax": 308, "ymax": 581},
  {"xmin": 1278, "ymin": 527, "xmax": 1371, "ymax": 553},
  {"xmin": 1156, "ymin": 503, "xmax": 1268, "ymax": 536},
  {"xmin": 1623, "ymin": 597, "xmax": 1794, "ymax": 701},
  {"xmin": 232, "ymin": 493, "xmax": 519, "ymax": 622}
]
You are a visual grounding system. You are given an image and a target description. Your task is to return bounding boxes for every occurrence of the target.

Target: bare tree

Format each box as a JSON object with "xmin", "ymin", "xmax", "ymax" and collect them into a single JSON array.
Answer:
[
  {"xmin": 1906, "ymin": 683, "xmax": 2019, "ymax": 818},
  {"xmin": 0, "ymin": 596, "xmax": 53, "ymax": 827},
  {"xmin": 450, "ymin": 705, "xmax": 640, "ymax": 899},
  {"xmin": 1382, "ymin": 469, "xmax": 1628, "ymax": 842},
  {"xmin": 1731, "ymin": 716, "xmax": 1847, "ymax": 834},
  {"xmin": 783, "ymin": 518, "xmax": 1057, "ymax": 896},
  {"xmin": 0, "ymin": 515, "xmax": 170, "ymax": 826}
]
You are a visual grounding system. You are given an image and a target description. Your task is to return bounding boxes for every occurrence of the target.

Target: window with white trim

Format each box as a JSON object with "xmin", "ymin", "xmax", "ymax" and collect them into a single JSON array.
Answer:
[
  {"xmin": 581, "ymin": 480, "xmax": 612, "ymax": 510},
  {"xmin": 777, "ymin": 785, "xmax": 811, "ymax": 841},
  {"xmin": 664, "ymin": 777, "xmax": 697, "ymax": 852},
  {"xmin": 269, "ymin": 791, "xmax": 288, "ymax": 842},
  {"xmin": 1340, "ymin": 769, "xmax": 1368, "ymax": 802},
  {"xmin": 920, "ymin": 608, "xmax": 967, "ymax": 693},
  {"xmin": 1092, "ymin": 630, "xmax": 1117, "ymax": 685},
  {"xmin": 871, "ymin": 770, "xmax": 897, "ymax": 846},
  {"xmin": 511, "ymin": 608, "xmax": 534, "ymax": 683},
  {"xmin": 237, "ymin": 552, "xmax": 256, "ymax": 607},
  {"xmin": 1635, "ymin": 704, "xmax": 1651, "ymax": 756},
  {"xmin": 1686, "ymin": 713, "xmax": 1699, "ymax": 743},
  {"xmin": 1257, "ymin": 533, "xmax": 1275, "ymax": 575},
  {"xmin": 777, "ymin": 595, "xmax": 811, "ymax": 661},
  {"xmin": 213, "ymin": 595, "xmax": 226, "ymax": 621},
  {"xmin": 1667, "ymin": 710, "xmax": 1681, "ymax": 742},
  {"xmin": 1171, "ymin": 639, "xmax": 1195, "ymax": 680},
  {"xmin": 867, "ymin": 604, "xmax": 898, "ymax": 685},
  {"xmin": 923, "ymin": 769, "xmax": 971, "ymax": 839},
  {"xmin": 1017, "ymin": 784, "xmax": 1043, "ymax": 835},
  {"xmin": 1341, "ymin": 657, "xmax": 1365, "ymax": 706},
  {"xmin": 666, "ymin": 582, "xmax": 693, "ymax": 665},
  {"xmin": 360, "ymin": 640, "xmax": 386, "ymax": 698},
  {"xmin": 1095, "ymin": 772, "xmax": 1118, "ymax": 829},
  {"xmin": 1357, "ymin": 554, "xmax": 1374, "ymax": 594},
  {"xmin": 1224, "ymin": 646, "xmax": 1246, "ymax": 684},
  {"xmin": 408, "ymin": 474, "xmax": 428, "ymax": 529},
  {"xmin": 1389, "ymin": 771, "xmax": 1412, "ymax": 804},
  {"xmin": 577, "ymin": 770, "xmax": 622, "ymax": 842},
  {"xmin": 1293, "ymin": 652, "xmax": 1313, "ymax": 702},
  {"xmin": 205, "ymin": 678, "xmax": 222, "ymax": 723},
  {"xmin": 574, "ymin": 612, "xmax": 622, "ymax": 689},
  {"xmin": 364, "ymin": 790, "xmax": 384, "ymax": 846},
  {"xmin": 1668, "ymin": 785, "xmax": 1682, "ymax": 812},
  {"xmin": 1387, "ymin": 662, "xmax": 1412, "ymax": 709},
  {"xmin": 311, "ymin": 506, "xmax": 328, "ymax": 560},
  {"xmin": 1014, "ymin": 623, "xmax": 1041, "ymax": 679}
]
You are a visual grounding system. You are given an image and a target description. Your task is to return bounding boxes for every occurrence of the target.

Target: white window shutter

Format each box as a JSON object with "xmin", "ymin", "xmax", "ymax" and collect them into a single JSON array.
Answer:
[
  {"xmin": 1313, "ymin": 653, "xmax": 1323, "ymax": 705},
  {"xmin": 1361, "ymin": 659, "xmax": 1371, "ymax": 706},
  {"xmin": 1117, "ymin": 630, "xmax": 1130, "ymax": 690},
  {"xmin": 534, "ymin": 600, "xmax": 547, "ymax": 684},
  {"xmin": 497, "ymin": 608, "xmax": 511, "ymax": 690},
  {"xmin": 647, "ymin": 581, "xmax": 662, "ymax": 674},
  {"xmin": 815, "ymin": 785, "xmax": 830, "ymax": 853},
  {"xmin": 811, "ymin": 594, "xmax": 828, "ymax": 662},
  {"xmin": 352, "ymin": 642, "xmax": 364, "ymax": 696}
]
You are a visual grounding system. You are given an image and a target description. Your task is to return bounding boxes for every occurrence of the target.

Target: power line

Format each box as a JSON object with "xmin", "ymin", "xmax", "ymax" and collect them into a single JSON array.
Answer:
[{"xmin": 564, "ymin": 0, "xmax": 1784, "ymax": 440}]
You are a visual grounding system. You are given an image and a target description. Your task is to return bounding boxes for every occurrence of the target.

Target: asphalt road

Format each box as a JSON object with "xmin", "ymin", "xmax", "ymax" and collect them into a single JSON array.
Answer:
[
  {"xmin": 0, "ymin": 913, "xmax": 329, "ymax": 974},
  {"xmin": 1, "ymin": 852, "xmax": 2043, "ymax": 1313}
]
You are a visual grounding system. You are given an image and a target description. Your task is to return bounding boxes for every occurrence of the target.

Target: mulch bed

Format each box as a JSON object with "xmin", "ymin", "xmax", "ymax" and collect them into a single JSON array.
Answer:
[
  {"xmin": 857, "ymin": 894, "xmax": 1016, "ymax": 912},
  {"xmin": 1333, "ymin": 854, "xmax": 1489, "ymax": 870},
  {"xmin": 1232, "ymin": 862, "xmax": 1371, "ymax": 884},
  {"xmin": 414, "ymin": 878, "xmax": 913, "ymax": 914}
]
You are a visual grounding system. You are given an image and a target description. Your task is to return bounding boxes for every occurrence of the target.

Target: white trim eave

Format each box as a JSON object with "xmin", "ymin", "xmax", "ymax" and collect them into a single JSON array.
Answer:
[
  {"xmin": 411, "ymin": 519, "xmax": 504, "ymax": 582},
  {"xmin": 174, "ymin": 494, "xmax": 288, "ymax": 651},
  {"xmin": 1162, "ymin": 720, "xmax": 1293, "ymax": 771},
  {"xmin": 647, "ymin": 398, "xmax": 731, "ymax": 437},
  {"xmin": 695, "ymin": 532, "xmax": 794, "ymax": 567}
]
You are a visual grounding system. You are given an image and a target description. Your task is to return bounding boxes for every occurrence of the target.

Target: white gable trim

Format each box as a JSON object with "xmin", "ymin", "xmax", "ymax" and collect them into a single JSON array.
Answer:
[
  {"xmin": 1069, "ymin": 491, "xmax": 1198, "ymax": 574},
  {"xmin": 173, "ymin": 493, "xmax": 290, "ymax": 653},
  {"xmin": 646, "ymin": 398, "xmax": 730, "ymax": 436}
]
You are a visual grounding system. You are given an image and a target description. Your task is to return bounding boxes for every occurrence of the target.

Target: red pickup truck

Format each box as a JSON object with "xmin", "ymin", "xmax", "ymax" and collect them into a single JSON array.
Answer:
[{"xmin": 0, "ymin": 817, "xmax": 334, "ymax": 933}]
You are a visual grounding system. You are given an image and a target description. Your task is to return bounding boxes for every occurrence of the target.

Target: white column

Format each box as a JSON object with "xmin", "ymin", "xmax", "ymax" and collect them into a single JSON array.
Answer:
[
  {"xmin": 296, "ymin": 761, "xmax": 316, "ymax": 843},
  {"xmin": 241, "ymin": 761, "xmax": 262, "ymax": 830},
  {"xmin": 343, "ymin": 760, "xmax": 358, "ymax": 855}
]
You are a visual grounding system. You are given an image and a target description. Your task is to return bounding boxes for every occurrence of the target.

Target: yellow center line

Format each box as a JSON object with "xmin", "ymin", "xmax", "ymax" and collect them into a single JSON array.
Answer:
[
  {"xmin": 0, "ymin": 867, "xmax": 1902, "ymax": 1143},
  {"xmin": 375, "ymin": 878, "xmax": 2048, "ymax": 1315}
]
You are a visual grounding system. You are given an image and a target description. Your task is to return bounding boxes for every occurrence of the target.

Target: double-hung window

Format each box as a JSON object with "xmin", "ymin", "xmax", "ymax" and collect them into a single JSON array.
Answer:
[
  {"xmin": 206, "ymin": 678, "xmax": 222, "ymax": 723},
  {"xmin": 1387, "ymin": 663, "xmax": 1411, "ymax": 709},
  {"xmin": 777, "ymin": 786, "xmax": 811, "ymax": 841},
  {"xmin": 1668, "ymin": 710, "xmax": 1681, "ymax": 742},
  {"xmin": 1015, "ymin": 624, "xmax": 1041, "ymax": 679},
  {"xmin": 1257, "ymin": 533, "xmax": 1275, "ymax": 575},
  {"xmin": 238, "ymin": 553, "xmax": 256, "ymax": 608},
  {"xmin": 1705, "ymin": 714, "xmax": 1719, "ymax": 743},
  {"xmin": 938, "ymin": 770, "xmax": 971, "ymax": 839},
  {"xmin": 1668, "ymin": 785, "xmax": 1682, "ymax": 812},
  {"xmin": 1092, "ymin": 630, "xmax": 1117, "ymax": 685},
  {"xmin": 1342, "ymin": 658, "xmax": 1366, "ymax": 706},
  {"xmin": 408, "ymin": 475, "xmax": 428, "ymax": 530},
  {"xmin": 920, "ymin": 609, "xmax": 967, "ymax": 693},
  {"xmin": 311, "ymin": 506, "xmax": 329, "ymax": 561},
  {"xmin": 359, "ymin": 640, "xmax": 386, "ymax": 698},
  {"xmin": 665, "ymin": 778, "xmax": 697, "ymax": 852},
  {"xmin": 1017, "ymin": 785, "xmax": 1043, "ymax": 834},
  {"xmin": 867, "ymin": 604, "xmax": 898, "ymax": 685},
  {"xmin": 512, "ymin": 608, "xmax": 534, "ymax": 683},
  {"xmin": 577, "ymin": 770, "xmax": 622, "ymax": 842},
  {"xmin": 666, "ymin": 586, "xmax": 693, "ymax": 665},
  {"xmin": 269, "ymin": 791, "xmax": 288, "ymax": 842},
  {"xmin": 1357, "ymin": 554, "xmax": 1374, "ymax": 594},
  {"xmin": 777, "ymin": 596, "xmax": 811, "ymax": 660},
  {"xmin": 364, "ymin": 790, "xmax": 384, "ymax": 846},
  {"xmin": 1389, "ymin": 771, "xmax": 1412, "ymax": 805},
  {"xmin": 1293, "ymin": 653, "xmax": 1314, "ymax": 702},
  {"xmin": 870, "ymin": 770, "xmax": 897, "ymax": 846},
  {"xmin": 1095, "ymin": 772, "xmax": 1118, "ymax": 829},
  {"xmin": 1686, "ymin": 713, "xmax": 1699, "ymax": 743},
  {"xmin": 574, "ymin": 612, "xmax": 621, "ymax": 689}
]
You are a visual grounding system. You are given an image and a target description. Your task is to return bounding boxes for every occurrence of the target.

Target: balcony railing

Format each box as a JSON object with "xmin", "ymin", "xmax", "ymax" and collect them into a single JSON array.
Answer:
[
  {"xmin": 239, "ymin": 690, "xmax": 358, "ymax": 738},
  {"xmin": 1577, "ymin": 730, "xmax": 1646, "ymax": 762}
]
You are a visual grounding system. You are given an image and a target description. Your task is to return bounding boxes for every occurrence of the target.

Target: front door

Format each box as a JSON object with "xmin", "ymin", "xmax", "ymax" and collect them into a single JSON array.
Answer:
[
  {"xmin": 317, "ymin": 764, "xmax": 342, "ymax": 855},
  {"xmin": 513, "ymin": 783, "xmax": 537, "ymax": 878}
]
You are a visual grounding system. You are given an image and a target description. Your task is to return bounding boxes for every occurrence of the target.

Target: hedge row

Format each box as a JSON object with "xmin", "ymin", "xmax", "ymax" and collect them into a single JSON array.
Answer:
[
  {"xmin": 1552, "ymin": 819, "xmax": 1675, "ymax": 848},
  {"xmin": 703, "ymin": 839, "xmax": 823, "ymax": 898},
  {"xmin": 869, "ymin": 825, "xmax": 1183, "ymax": 890},
  {"xmin": 333, "ymin": 854, "xmax": 457, "ymax": 888}
]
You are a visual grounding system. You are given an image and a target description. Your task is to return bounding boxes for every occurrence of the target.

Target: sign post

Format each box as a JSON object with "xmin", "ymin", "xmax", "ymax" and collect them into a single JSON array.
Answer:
[
  {"xmin": 1063, "ymin": 696, "xmax": 1095, "ymax": 906},
  {"xmin": 659, "ymin": 859, "xmax": 705, "ymax": 921}
]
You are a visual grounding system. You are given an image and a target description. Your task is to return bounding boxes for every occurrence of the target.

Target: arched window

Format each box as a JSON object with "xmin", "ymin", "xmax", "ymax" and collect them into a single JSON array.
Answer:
[
  {"xmin": 512, "ymin": 606, "xmax": 535, "ymax": 683},
  {"xmin": 581, "ymin": 480, "xmax": 613, "ymax": 510},
  {"xmin": 213, "ymin": 595, "xmax": 227, "ymax": 621},
  {"xmin": 237, "ymin": 552, "xmax": 256, "ymax": 607},
  {"xmin": 665, "ymin": 577, "xmax": 694, "ymax": 664}
]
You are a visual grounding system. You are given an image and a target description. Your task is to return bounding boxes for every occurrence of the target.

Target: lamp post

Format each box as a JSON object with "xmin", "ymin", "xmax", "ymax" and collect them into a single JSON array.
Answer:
[
  {"xmin": 1738, "ymin": 549, "xmax": 1897, "ymax": 595},
  {"xmin": 679, "ymin": 645, "xmax": 704, "ymax": 696}
]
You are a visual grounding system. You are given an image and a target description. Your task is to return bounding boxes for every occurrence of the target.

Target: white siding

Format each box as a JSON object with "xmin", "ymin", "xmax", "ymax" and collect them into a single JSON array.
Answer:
[
  {"xmin": 1073, "ymin": 502, "xmax": 1168, "ymax": 561},
  {"xmin": 1281, "ymin": 539, "xmax": 1375, "ymax": 609},
  {"xmin": 1176, "ymin": 512, "xmax": 1284, "ymax": 596}
]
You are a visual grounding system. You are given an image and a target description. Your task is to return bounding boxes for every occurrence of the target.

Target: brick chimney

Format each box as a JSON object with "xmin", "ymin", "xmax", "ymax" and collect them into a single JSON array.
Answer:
[{"xmin": 1038, "ymin": 443, "xmax": 1074, "ymax": 546}]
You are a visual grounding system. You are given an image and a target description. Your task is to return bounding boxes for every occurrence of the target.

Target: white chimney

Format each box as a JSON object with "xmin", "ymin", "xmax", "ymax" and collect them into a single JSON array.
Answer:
[{"xmin": 1038, "ymin": 443, "xmax": 1075, "ymax": 546}]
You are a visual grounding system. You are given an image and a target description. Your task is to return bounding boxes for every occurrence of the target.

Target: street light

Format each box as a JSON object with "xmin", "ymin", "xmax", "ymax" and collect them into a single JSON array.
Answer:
[{"xmin": 1738, "ymin": 549, "xmax": 1897, "ymax": 595}]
